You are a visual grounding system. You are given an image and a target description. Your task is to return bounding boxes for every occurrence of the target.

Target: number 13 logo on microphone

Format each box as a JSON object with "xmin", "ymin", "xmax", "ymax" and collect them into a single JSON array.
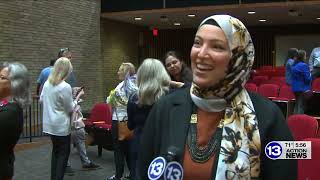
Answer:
[
  {"xmin": 148, "ymin": 157, "xmax": 166, "ymax": 180},
  {"xmin": 164, "ymin": 161, "xmax": 183, "ymax": 180}
]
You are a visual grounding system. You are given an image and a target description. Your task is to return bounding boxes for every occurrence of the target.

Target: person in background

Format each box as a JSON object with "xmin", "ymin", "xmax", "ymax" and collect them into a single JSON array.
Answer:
[
  {"xmin": 138, "ymin": 15, "xmax": 296, "ymax": 180},
  {"xmin": 291, "ymin": 50, "xmax": 311, "ymax": 114},
  {"xmin": 309, "ymin": 42, "xmax": 320, "ymax": 79},
  {"xmin": 58, "ymin": 48, "xmax": 77, "ymax": 88},
  {"xmin": 285, "ymin": 48, "xmax": 299, "ymax": 85},
  {"xmin": 40, "ymin": 57, "xmax": 84, "ymax": 180},
  {"xmin": 163, "ymin": 50, "xmax": 192, "ymax": 89},
  {"xmin": 0, "ymin": 62, "xmax": 31, "ymax": 180},
  {"xmin": 127, "ymin": 58, "xmax": 170, "ymax": 180},
  {"xmin": 37, "ymin": 59, "xmax": 56, "ymax": 95},
  {"xmin": 106, "ymin": 62, "xmax": 136, "ymax": 180},
  {"xmin": 70, "ymin": 87, "xmax": 100, "ymax": 170}
]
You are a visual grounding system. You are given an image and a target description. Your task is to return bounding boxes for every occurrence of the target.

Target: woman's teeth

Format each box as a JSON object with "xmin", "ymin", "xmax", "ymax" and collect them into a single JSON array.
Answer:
[{"xmin": 197, "ymin": 64, "xmax": 213, "ymax": 71}]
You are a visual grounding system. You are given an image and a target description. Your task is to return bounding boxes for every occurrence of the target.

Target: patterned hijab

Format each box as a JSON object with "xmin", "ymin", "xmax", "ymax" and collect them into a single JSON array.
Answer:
[{"xmin": 190, "ymin": 15, "xmax": 261, "ymax": 179}]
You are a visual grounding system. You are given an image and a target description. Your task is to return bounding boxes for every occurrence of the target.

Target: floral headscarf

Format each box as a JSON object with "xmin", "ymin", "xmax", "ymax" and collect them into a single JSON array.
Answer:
[{"xmin": 190, "ymin": 15, "xmax": 261, "ymax": 179}]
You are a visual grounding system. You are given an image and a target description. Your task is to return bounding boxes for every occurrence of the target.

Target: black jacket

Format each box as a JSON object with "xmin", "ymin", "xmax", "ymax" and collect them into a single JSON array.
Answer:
[
  {"xmin": 0, "ymin": 102, "xmax": 23, "ymax": 178},
  {"xmin": 137, "ymin": 88, "xmax": 297, "ymax": 180}
]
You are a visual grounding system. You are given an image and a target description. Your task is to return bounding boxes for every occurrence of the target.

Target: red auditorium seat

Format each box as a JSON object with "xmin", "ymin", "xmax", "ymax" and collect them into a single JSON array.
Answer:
[
  {"xmin": 287, "ymin": 114, "xmax": 318, "ymax": 141},
  {"xmin": 258, "ymin": 84, "xmax": 279, "ymax": 99},
  {"xmin": 298, "ymin": 138, "xmax": 320, "ymax": 180},
  {"xmin": 84, "ymin": 103, "xmax": 113, "ymax": 156},
  {"xmin": 252, "ymin": 75, "xmax": 269, "ymax": 86},
  {"xmin": 270, "ymin": 76, "xmax": 286, "ymax": 86},
  {"xmin": 244, "ymin": 83, "xmax": 258, "ymax": 92},
  {"xmin": 273, "ymin": 85, "xmax": 296, "ymax": 119},
  {"xmin": 312, "ymin": 77, "xmax": 320, "ymax": 92},
  {"xmin": 260, "ymin": 65, "xmax": 273, "ymax": 70}
]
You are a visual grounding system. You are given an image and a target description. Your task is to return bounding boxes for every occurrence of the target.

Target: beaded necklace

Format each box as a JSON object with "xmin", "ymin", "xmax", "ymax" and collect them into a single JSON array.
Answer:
[{"xmin": 187, "ymin": 106, "xmax": 224, "ymax": 163}]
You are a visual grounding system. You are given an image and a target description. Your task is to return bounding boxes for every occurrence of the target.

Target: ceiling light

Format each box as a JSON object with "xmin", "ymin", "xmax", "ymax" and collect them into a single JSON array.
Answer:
[
  {"xmin": 248, "ymin": 11, "xmax": 256, "ymax": 14},
  {"xmin": 317, "ymin": 17, "xmax": 320, "ymax": 20},
  {"xmin": 187, "ymin": 14, "xmax": 196, "ymax": 17},
  {"xmin": 259, "ymin": 19, "xmax": 267, "ymax": 22},
  {"xmin": 134, "ymin": 17, "xmax": 142, "ymax": 21},
  {"xmin": 174, "ymin": 22, "xmax": 181, "ymax": 26}
]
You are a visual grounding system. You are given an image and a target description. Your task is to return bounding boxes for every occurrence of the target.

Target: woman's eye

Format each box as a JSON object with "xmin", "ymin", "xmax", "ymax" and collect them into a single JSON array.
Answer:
[{"xmin": 193, "ymin": 40, "xmax": 201, "ymax": 47}]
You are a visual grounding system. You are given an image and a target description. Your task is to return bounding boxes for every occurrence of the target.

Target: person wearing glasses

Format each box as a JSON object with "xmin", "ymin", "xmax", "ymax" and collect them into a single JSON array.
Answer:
[{"xmin": 0, "ymin": 62, "xmax": 31, "ymax": 180}]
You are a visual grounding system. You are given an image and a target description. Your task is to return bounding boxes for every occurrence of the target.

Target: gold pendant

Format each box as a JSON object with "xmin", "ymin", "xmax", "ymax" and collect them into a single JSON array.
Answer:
[{"xmin": 190, "ymin": 114, "xmax": 197, "ymax": 124}]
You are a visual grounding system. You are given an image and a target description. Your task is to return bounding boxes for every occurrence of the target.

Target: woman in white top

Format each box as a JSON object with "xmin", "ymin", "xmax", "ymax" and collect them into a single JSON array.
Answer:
[
  {"xmin": 40, "ymin": 57, "xmax": 83, "ymax": 180},
  {"xmin": 106, "ymin": 62, "xmax": 137, "ymax": 180}
]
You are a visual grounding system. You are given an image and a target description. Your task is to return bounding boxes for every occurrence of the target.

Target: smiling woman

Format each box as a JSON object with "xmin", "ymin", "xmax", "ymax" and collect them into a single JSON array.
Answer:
[{"xmin": 137, "ymin": 15, "xmax": 297, "ymax": 180}]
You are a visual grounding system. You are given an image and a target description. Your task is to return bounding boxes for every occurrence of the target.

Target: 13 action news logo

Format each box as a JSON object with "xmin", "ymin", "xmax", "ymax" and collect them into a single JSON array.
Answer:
[{"xmin": 265, "ymin": 141, "xmax": 311, "ymax": 160}]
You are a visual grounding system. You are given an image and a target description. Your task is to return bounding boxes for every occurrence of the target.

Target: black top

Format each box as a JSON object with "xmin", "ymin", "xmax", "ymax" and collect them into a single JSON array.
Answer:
[
  {"xmin": 0, "ymin": 102, "xmax": 23, "ymax": 178},
  {"xmin": 137, "ymin": 87, "xmax": 297, "ymax": 180},
  {"xmin": 127, "ymin": 97, "xmax": 153, "ymax": 155}
]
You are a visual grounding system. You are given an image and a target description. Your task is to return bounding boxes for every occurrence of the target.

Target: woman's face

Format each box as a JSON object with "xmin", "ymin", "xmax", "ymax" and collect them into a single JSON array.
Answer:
[
  {"xmin": 165, "ymin": 55, "xmax": 182, "ymax": 78},
  {"xmin": 117, "ymin": 65, "xmax": 126, "ymax": 81},
  {"xmin": 190, "ymin": 24, "xmax": 231, "ymax": 89},
  {"xmin": 0, "ymin": 67, "xmax": 11, "ymax": 99}
]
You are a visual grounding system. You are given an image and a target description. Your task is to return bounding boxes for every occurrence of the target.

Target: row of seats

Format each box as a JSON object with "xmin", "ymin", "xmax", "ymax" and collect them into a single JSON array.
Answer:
[
  {"xmin": 245, "ymin": 83, "xmax": 295, "ymax": 101},
  {"xmin": 251, "ymin": 66, "xmax": 285, "ymax": 79},
  {"xmin": 248, "ymin": 76, "xmax": 286, "ymax": 86}
]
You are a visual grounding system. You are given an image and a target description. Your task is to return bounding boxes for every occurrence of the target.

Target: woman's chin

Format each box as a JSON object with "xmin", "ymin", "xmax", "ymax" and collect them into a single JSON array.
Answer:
[{"xmin": 193, "ymin": 79, "xmax": 211, "ymax": 89}]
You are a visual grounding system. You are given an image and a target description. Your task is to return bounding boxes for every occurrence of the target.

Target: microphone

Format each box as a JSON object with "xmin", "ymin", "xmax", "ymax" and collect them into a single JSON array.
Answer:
[{"xmin": 147, "ymin": 146, "xmax": 184, "ymax": 180}]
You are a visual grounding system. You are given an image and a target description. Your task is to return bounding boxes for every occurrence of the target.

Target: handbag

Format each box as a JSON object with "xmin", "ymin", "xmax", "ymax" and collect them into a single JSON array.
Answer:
[
  {"xmin": 114, "ymin": 107, "xmax": 133, "ymax": 141},
  {"xmin": 117, "ymin": 120, "xmax": 133, "ymax": 141}
]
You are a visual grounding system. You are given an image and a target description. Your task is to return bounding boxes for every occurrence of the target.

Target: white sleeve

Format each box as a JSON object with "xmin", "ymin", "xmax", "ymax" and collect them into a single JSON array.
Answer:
[{"xmin": 60, "ymin": 84, "xmax": 76, "ymax": 113}]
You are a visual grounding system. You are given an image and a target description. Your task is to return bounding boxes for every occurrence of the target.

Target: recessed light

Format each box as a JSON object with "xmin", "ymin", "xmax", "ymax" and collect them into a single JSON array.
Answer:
[
  {"xmin": 248, "ymin": 11, "xmax": 256, "ymax": 14},
  {"xmin": 259, "ymin": 19, "xmax": 267, "ymax": 22},
  {"xmin": 187, "ymin": 14, "xmax": 196, "ymax": 17},
  {"xmin": 134, "ymin": 17, "xmax": 142, "ymax": 21},
  {"xmin": 174, "ymin": 22, "xmax": 181, "ymax": 26},
  {"xmin": 317, "ymin": 17, "xmax": 320, "ymax": 20}
]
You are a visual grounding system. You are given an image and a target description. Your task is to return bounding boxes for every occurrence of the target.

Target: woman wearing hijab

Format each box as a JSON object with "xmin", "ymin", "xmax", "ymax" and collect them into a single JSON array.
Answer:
[
  {"xmin": 0, "ymin": 62, "xmax": 31, "ymax": 180},
  {"xmin": 137, "ymin": 15, "xmax": 296, "ymax": 180}
]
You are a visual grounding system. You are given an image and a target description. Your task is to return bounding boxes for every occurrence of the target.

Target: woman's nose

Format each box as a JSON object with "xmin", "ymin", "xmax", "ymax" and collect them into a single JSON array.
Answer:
[{"xmin": 198, "ymin": 45, "xmax": 208, "ymax": 58}]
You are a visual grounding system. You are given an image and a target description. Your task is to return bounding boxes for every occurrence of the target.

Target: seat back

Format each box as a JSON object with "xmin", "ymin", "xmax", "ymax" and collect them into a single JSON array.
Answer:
[
  {"xmin": 312, "ymin": 77, "xmax": 320, "ymax": 92},
  {"xmin": 298, "ymin": 138, "xmax": 320, "ymax": 180},
  {"xmin": 88, "ymin": 103, "xmax": 112, "ymax": 125},
  {"xmin": 245, "ymin": 83, "xmax": 258, "ymax": 92},
  {"xmin": 278, "ymin": 85, "xmax": 295, "ymax": 100},
  {"xmin": 258, "ymin": 84, "xmax": 279, "ymax": 98},
  {"xmin": 252, "ymin": 75, "xmax": 268, "ymax": 86},
  {"xmin": 287, "ymin": 114, "xmax": 318, "ymax": 140}
]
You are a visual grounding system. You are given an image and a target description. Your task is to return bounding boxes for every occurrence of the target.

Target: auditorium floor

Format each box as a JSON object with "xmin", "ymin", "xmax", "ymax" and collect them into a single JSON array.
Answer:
[{"xmin": 13, "ymin": 137, "xmax": 122, "ymax": 180}]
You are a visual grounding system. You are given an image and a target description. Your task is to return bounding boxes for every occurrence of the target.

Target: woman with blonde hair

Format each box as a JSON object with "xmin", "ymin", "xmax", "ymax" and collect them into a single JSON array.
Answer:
[
  {"xmin": 127, "ymin": 58, "xmax": 170, "ymax": 179},
  {"xmin": 41, "ymin": 57, "xmax": 84, "ymax": 180},
  {"xmin": 106, "ymin": 62, "xmax": 137, "ymax": 180}
]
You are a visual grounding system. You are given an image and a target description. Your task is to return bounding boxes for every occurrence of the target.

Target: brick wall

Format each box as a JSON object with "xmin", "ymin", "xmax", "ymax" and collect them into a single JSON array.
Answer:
[
  {"xmin": 101, "ymin": 19, "xmax": 144, "ymax": 96},
  {"xmin": 0, "ymin": 0, "xmax": 102, "ymax": 110}
]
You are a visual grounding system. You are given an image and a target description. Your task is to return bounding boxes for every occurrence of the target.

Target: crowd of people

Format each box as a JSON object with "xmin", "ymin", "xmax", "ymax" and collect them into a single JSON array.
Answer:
[{"xmin": 6, "ymin": 13, "xmax": 320, "ymax": 180}]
